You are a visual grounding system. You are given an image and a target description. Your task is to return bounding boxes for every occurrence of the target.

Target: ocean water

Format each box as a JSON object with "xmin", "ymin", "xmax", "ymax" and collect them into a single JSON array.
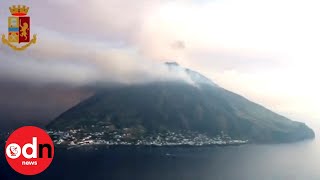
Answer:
[{"xmin": 1, "ymin": 138, "xmax": 319, "ymax": 180}]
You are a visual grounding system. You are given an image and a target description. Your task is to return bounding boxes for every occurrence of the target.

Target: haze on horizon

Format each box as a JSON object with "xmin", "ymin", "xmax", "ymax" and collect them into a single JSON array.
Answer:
[{"xmin": 0, "ymin": 0, "xmax": 319, "ymax": 130}]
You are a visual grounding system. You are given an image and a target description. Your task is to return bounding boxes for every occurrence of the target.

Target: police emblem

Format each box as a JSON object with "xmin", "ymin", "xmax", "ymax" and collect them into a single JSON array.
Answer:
[{"xmin": 2, "ymin": 5, "xmax": 37, "ymax": 51}]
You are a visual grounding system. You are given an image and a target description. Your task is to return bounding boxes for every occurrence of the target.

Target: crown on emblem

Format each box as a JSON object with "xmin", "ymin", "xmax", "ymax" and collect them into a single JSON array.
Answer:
[{"xmin": 9, "ymin": 5, "xmax": 29, "ymax": 16}]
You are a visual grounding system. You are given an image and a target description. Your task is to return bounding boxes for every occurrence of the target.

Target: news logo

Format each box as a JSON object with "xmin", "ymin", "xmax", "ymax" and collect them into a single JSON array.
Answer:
[{"xmin": 5, "ymin": 126, "xmax": 54, "ymax": 175}]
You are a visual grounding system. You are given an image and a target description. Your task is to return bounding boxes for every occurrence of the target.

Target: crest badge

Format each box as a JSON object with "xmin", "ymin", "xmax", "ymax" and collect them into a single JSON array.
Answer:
[{"xmin": 2, "ymin": 5, "xmax": 37, "ymax": 51}]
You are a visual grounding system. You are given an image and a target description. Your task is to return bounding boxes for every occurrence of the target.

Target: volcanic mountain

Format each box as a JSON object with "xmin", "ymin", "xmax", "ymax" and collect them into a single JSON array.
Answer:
[{"xmin": 47, "ymin": 62, "xmax": 315, "ymax": 143}]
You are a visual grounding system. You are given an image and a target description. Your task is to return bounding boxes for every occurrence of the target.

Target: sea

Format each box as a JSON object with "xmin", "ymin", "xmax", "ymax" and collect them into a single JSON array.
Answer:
[{"xmin": 1, "ymin": 135, "xmax": 320, "ymax": 180}]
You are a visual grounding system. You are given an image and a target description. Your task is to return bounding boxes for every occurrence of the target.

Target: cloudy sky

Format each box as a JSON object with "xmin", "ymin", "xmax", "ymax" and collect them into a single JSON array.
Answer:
[{"xmin": 0, "ymin": 0, "xmax": 319, "ymax": 130}]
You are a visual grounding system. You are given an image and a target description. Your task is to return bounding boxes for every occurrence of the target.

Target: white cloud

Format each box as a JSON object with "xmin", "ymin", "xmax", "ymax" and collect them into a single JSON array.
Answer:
[{"xmin": 0, "ymin": 26, "xmax": 193, "ymax": 86}]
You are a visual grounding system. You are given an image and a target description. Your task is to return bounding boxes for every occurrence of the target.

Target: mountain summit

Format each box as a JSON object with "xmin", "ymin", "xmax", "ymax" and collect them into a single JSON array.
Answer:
[
  {"xmin": 47, "ymin": 63, "xmax": 314, "ymax": 143},
  {"xmin": 165, "ymin": 62, "xmax": 218, "ymax": 86}
]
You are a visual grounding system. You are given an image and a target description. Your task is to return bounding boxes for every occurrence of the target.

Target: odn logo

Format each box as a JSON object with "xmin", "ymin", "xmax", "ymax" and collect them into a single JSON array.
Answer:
[{"xmin": 5, "ymin": 126, "xmax": 54, "ymax": 175}]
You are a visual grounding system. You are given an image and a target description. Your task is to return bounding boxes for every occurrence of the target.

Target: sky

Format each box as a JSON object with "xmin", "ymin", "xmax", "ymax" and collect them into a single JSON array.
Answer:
[{"xmin": 0, "ymin": 0, "xmax": 319, "ymax": 130}]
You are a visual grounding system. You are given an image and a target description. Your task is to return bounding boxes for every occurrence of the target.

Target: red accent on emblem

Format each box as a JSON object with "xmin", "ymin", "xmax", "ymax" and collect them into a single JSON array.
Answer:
[
  {"xmin": 12, "ymin": 13, "xmax": 27, "ymax": 16},
  {"xmin": 19, "ymin": 16, "xmax": 30, "ymax": 43}
]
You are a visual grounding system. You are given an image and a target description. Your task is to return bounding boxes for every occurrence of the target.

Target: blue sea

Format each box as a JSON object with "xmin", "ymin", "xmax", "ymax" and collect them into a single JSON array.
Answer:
[{"xmin": 1, "ymin": 137, "xmax": 319, "ymax": 180}]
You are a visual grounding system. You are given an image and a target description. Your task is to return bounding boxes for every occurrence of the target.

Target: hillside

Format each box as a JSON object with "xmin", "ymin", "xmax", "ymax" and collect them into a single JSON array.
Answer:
[{"xmin": 47, "ymin": 63, "xmax": 315, "ymax": 143}]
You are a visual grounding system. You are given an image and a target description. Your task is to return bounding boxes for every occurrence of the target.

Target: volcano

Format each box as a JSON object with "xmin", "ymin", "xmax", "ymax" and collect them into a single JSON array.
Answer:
[{"xmin": 47, "ymin": 62, "xmax": 314, "ymax": 143}]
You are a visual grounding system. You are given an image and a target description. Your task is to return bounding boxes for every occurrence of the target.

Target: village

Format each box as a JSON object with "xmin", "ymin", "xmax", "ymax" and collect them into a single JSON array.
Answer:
[{"xmin": 47, "ymin": 129, "xmax": 248, "ymax": 147}]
